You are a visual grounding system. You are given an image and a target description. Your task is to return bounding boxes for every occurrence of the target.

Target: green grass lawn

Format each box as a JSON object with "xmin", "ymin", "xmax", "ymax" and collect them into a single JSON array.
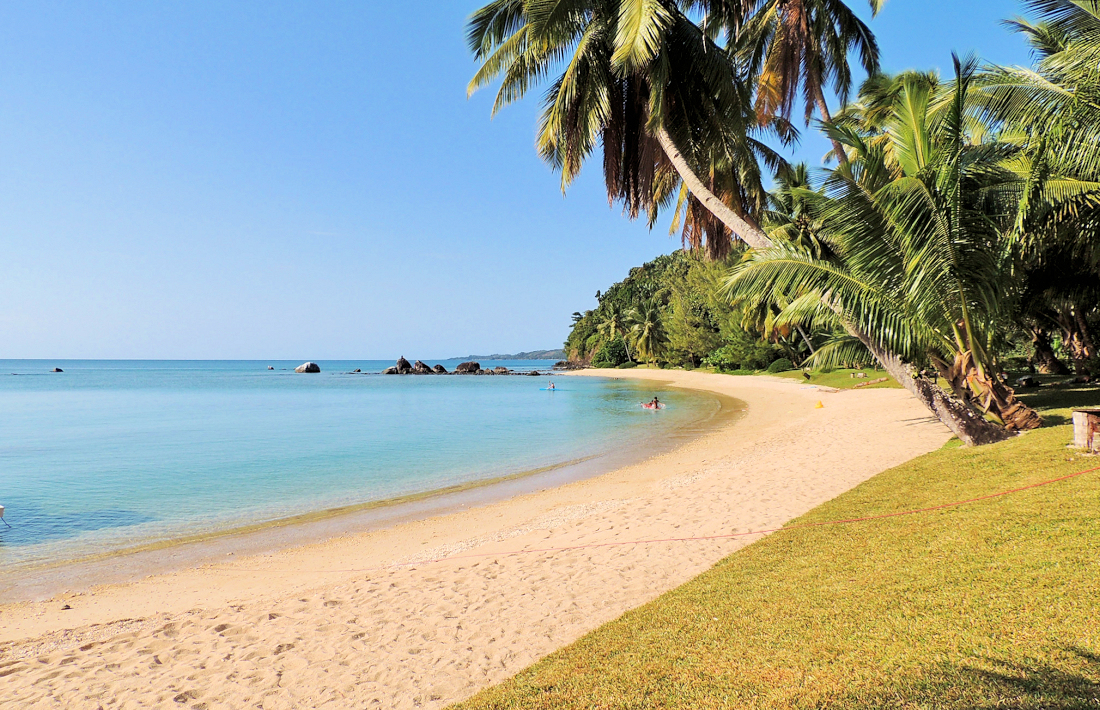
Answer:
[
  {"xmin": 772, "ymin": 367, "xmax": 901, "ymax": 390},
  {"xmin": 453, "ymin": 386, "xmax": 1100, "ymax": 709}
]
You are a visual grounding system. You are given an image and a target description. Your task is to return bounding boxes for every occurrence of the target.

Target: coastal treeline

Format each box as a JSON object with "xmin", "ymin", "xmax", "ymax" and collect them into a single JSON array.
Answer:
[
  {"xmin": 564, "ymin": 249, "xmax": 808, "ymax": 373},
  {"xmin": 468, "ymin": 0, "xmax": 1100, "ymax": 445}
]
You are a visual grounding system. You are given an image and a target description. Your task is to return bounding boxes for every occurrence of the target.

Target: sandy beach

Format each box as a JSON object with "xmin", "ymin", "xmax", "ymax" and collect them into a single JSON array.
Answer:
[{"xmin": 0, "ymin": 370, "xmax": 951, "ymax": 709}]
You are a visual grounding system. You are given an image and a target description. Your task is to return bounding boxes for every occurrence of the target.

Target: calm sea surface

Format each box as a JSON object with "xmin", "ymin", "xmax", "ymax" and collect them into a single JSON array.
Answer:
[{"xmin": 0, "ymin": 360, "xmax": 718, "ymax": 569}]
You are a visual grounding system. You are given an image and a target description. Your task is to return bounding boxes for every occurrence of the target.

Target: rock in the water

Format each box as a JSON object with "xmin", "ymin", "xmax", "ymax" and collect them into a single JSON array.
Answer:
[
  {"xmin": 432, "ymin": 364, "xmax": 448, "ymax": 374},
  {"xmin": 267, "ymin": 366, "xmax": 274, "ymax": 370},
  {"xmin": 455, "ymin": 361, "xmax": 480, "ymax": 374},
  {"xmin": 351, "ymin": 368, "xmax": 362, "ymax": 373},
  {"xmin": 413, "ymin": 360, "xmax": 433, "ymax": 374},
  {"xmin": 295, "ymin": 362, "xmax": 321, "ymax": 373},
  {"xmin": 493, "ymin": 366, "xmax": 509, "ymax": 374},
  {"xmin": 527, "ymin": 371, "xmax": 541, "ymax": 376},
  {"xmin": 395, "ymin": 357, "xmax": 413, "ymax": 374},
  {"xmin": 51, "ymin": 367, "xmax": 63, "ymax": 373},
  {"xmin": 382, "ymin": 367, "xmax": 398, "ymax": 375}
]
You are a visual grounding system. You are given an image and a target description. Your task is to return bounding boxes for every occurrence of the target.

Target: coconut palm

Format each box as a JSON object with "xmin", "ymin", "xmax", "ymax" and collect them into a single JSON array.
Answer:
[
  {"xmin": 975, "ymin": 0, "xmax": 1100, "ymax": 180},
  {"xmin": 726, "ymin": 57, "xmax": 1060, "ymax": 445},
  {"xmin": 716, "ymin": 0, "xmax": 885, "ymax": 165},
  {"xmin": 467, "ymin": 0, "xmax": 782, "ymax": 252},
  {"xmin": 973, "ymin": 0, "xmax": 1100, "ymax": 372},
  {"xmin": 627, "ymin": 301, "xmax": 668, "ymax": 363},
  {"xmin": 597, "ymin": 302, "xmax": 634, "ymax": 360}
]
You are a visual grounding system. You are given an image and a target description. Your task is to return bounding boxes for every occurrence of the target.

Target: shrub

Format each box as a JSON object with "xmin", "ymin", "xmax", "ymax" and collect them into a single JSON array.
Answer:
[
  {"xmin": 725, "ymin": 369, "xmax": 756, "ymax": 376},
  {"xmin": 702, "ymin": 345, "xmax": 741, "ymax": 371},
  {"xmin": 767, "ymin": 358, "xmax": 795, "ymax": 373},
  {"xmin": 591, "ymin": 336, "xmax": 629, "ymax": 368},
  {"xmin": 617, "ymin": 361, "xmax": 638, "ymax": 369}
]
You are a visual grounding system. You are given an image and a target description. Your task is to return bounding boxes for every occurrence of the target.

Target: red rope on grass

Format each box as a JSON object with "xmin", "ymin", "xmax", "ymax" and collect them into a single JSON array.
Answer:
[{"xmin": 212, "ymin": 464, "xmax": 1100, "ymax": 575}]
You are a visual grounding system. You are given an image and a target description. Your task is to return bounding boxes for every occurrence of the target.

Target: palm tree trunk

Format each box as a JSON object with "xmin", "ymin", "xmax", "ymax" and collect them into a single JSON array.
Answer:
[
  {"xmin": 813, "ymin": 86, "xmax": 850, "ymax": 167},
  {"xmin": 657, "ymin": 126, "xmax": 1017, "ymax": 445},
  {"xmin": 620, "ymin": 329, "xmax": 633, "ymax": 362},
  {"xmin": 1030, "ymin": 328, "xmax": 1070, "ymax": 375},
  {"xmin": 845, "ymin": 322, "xmax": 1012, "ymax": 446},
  {"xmin": 796, "ymin": 324, "xmax": 816, "ymax": 355},
  {"xmin": 654, "ymin": 128, "xmax": 773, "ymax": 249}
]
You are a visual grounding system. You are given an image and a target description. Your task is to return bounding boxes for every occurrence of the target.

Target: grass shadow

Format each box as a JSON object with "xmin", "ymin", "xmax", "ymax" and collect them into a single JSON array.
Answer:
[{"xmin": 962, "ymin": 652, "xmax": 1100, "ymax": 709}]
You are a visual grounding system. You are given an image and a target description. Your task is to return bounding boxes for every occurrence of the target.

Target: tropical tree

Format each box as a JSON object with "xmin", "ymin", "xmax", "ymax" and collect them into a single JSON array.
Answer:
[
  {"xmin": 467, "ymin": 0, "xmax": 781, "ymax": 252},
  {"xmin": 726, "ymin": 57, "xmax": 1061, "ymax": 445},
  {"xmin": 628, "ymin": 301, "xmax": 669, "ymax": 363},
  {"xmin": 597, "ymin": 302, "xmax": 634, "ymax": 360},
  {"xmin": 697, "ymin": 0, "xmax": 885, "ymax": 165},
  {"xmin": 974, "ymin": 0, "xmax": 1100, "ymax": 374}
]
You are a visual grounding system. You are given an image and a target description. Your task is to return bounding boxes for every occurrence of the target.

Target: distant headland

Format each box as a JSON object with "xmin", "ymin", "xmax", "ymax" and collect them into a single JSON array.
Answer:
[{"xmin": 449, "ymin": 349, "xmax": 565, "ymax": 360}]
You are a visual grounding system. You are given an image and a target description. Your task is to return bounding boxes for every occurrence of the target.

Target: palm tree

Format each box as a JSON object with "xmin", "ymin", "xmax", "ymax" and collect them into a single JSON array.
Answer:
[
  {"xmin": 597, "ymin": 302, "xmax": 633, "ymax": 360},
  {"xmin": 467, "ymin": 0, "xmax": 780, "ymax": 252},
  {"xmin": 726, "ymin": 57, "xmax": 1062, "ymax": 445},
  {"xmin": 975, "ymin": 0, "xmax": 1100, "ymax": 180},
  {"xmin": 723, "ymin": 0, "xmax": 885, "ymax": 165},
  {"xmin": 974, "ymin": 0, "xmax": 1100, "ymax": 373},
  {"xmin": 628, "ymin": 301, "xmax": 668, "ymax": 363}
]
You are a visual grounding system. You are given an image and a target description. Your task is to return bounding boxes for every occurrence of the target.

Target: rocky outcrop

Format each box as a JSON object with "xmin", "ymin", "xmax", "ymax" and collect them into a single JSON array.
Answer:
[
  {"xmin": 413, "ymin": 360, "xmax": 433, "ymax": 374},
  {"xmin": 295, "ymin": 362, "xmax": 321, "ymax": 373},
  {"xmin": 527, "ymin": 371, "xmax": 541, "ymax": 376},
  {"xmin": 267, "ymin": 366, "xmax": 274, "ymax": 370},
  {"xmin": 455, "ymin": 361, "xmax": 480, "ymax": 374},
  {"xmin": 432, "ymin": 364, "xmax": 448, "ymax": 374},
  {"xmin": 553, "ymin": 360, "xmax": 587, "ymax": 370},
  {"xmin": 351, "ymin": 369, "xmax": 362, "ymax": 373},
  {"xmin": 395, "ymin": 357, "xmax": 413, "ymax": 374},
  {"xmin": 493, "ymin": 367, "xmax": 509, "ymax": 374},
  {"xmin": 383, "ymin": 367, "xmax": 398, "ymax": 375},
  {"xmin": 51, "ymin": 368, "xmax": 63, "ymax": 373}
]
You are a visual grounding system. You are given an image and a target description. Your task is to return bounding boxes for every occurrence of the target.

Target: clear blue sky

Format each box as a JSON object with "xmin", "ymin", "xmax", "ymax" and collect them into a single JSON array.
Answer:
[{"xmin": 0, "ymin": 1, "xmax": 1032, "ymax": 359}]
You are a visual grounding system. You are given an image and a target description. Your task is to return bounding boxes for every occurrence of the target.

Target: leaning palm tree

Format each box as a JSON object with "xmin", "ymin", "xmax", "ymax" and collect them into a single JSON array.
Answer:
[
  {"xmin": 727, "ymin": 57, "xmax": 1055, "ymax": 445},
  {"xmin": 467, "ymin": 0, "xmax": 781, "ymax": 252},
  {"xmin": 628, "ymin": 301, "xmax": 668, "ymax": 364}
]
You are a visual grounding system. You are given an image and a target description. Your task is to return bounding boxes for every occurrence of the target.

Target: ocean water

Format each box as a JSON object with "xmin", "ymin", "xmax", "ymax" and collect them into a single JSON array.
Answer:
[{"xmin": 0, "ymin": 360, "xmax": 719, "ymax": 569}]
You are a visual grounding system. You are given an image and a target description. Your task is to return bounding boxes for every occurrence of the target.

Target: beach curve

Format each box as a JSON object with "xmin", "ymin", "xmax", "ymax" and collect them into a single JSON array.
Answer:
[{"xmin": 0, "ymin": 370, "xmax": 951, "ymax": 709}]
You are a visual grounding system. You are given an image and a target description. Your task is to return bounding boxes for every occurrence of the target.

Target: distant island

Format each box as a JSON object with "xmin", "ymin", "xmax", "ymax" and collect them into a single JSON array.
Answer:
[{"xmin": 450, "ymin": 349, "xmax": 565, "ymax": 360}]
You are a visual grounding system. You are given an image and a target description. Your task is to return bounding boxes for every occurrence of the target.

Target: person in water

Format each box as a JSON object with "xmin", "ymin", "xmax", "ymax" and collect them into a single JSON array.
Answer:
[
  {"xmin": 649, "ymin": 396, "xmax": 660, "ymax": 408},
  {"xmin": 548, "ymin": 381, "xmax": 555, "ymax": 390}
]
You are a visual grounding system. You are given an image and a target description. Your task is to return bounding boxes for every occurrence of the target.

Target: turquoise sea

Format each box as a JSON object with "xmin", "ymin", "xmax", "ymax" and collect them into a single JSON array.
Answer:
[{"xmin": 0, "ymin": 360, "xmax": 720, "ymax": 570}]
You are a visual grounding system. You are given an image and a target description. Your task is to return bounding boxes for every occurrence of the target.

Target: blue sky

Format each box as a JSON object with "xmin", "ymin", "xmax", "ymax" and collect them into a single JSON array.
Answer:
[{"xmin": 0, "ymin": 1, "xmax": 1033, "ymax": 359}]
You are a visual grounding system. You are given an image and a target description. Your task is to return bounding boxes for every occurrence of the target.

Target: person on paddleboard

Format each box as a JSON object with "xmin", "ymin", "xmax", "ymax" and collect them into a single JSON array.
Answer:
[{"xmin": 548, "ymin": 381, "xmax": 555, "ymax": 390}]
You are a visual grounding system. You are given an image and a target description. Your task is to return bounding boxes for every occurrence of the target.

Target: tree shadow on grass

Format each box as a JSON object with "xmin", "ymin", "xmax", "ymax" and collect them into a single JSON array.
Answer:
[
  {"xmin": 959, "ymin": 649, "xmax": 1100, "ymax": 709},
  {"xmin": 1017, "ymin": 384, "xmax": 1100, "ymax": 425},
  {"xmin": 846, "ymin": 647, "xmax": 1099, "ymax": 709}
]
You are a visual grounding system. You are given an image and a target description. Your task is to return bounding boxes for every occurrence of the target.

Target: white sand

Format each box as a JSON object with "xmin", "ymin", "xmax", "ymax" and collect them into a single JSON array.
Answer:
[{"xmin": 0, "ymin": 371, "xmax": 950, "ymax": 709}]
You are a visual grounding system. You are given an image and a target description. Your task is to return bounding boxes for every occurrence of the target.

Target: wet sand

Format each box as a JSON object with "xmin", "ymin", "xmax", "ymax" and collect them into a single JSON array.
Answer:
[{"xmin": 0, "ymin": 370, "xmax": 950, "ymax": 709}]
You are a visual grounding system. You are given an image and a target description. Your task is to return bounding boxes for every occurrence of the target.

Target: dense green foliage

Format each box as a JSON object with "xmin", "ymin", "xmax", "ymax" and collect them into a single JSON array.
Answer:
[
  {"xmin": 766, "ymin": 357, "xmax": 794, "ymax": 373},
  {"xmin": 564, "ymin": 250, "xmax": 810, "ymax": 370},
  {"xmin": 590, "ymin": 334, "xmax": 630, "ymax": 368}
]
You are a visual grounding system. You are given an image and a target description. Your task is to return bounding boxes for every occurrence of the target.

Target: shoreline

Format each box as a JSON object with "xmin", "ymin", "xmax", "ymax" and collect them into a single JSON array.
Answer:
[
  {"xmin": 0, "ymin": 370, "xmax": 952, "ymax": 709},
  {"xmin": 0, "ymin": 379, "xmax": 741, "ymax": 603}
]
